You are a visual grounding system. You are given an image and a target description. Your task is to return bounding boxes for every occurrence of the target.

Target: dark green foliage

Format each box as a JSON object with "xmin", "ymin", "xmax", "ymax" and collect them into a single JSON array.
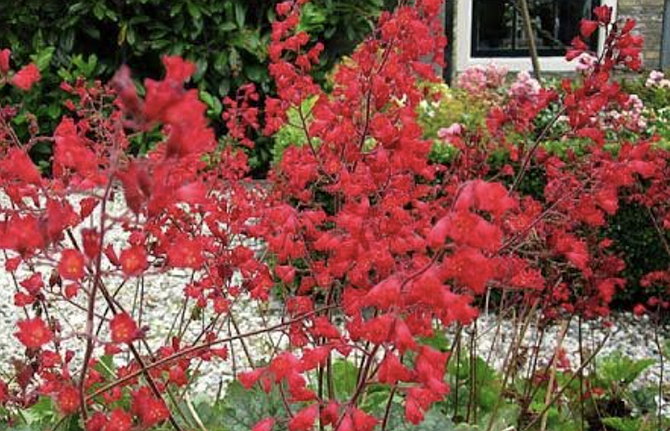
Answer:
[
  {"xmin": 0, "ymin": 0, "xmax": 389, "ymax": 173},
  {"xmin": 606, "ymin": 203, "xmax": 670, "ymax": 308}
]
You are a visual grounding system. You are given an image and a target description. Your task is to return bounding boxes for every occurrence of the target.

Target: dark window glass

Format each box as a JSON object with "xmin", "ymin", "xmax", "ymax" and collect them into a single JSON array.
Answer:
[{"xmin": 472, "ymin": 0, "xmax": 599, "ymax": 57}]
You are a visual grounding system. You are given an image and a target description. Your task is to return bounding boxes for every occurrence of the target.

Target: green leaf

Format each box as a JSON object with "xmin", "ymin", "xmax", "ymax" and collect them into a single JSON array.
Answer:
[
  {"xmin": 244, "ymin": 64, "xmax": 265, "ymax": 82},
  {"xmin": 601, "ymin": 417, "xmax": 643, "ymax": 431},
  {"xmin": 93, "ymin": 2, "xmax": 105, "ymax": 20},
  {"xmin": 332, "ymin": 359, "xmax": 358, "ymax": 399},
  {"xmin": 598, "ymin": 354, "xmax": 655, "ymax": 388},
  {"xmin": 186, "ymin": 1, "xmax": 202, "ymax": 20},
  {"xmin": 213, "ymin": 52, "xmax": 229, "ymax": 74},
  {"xmin": 199, "ymin": 380, "xmax": 284, "ymax": 431},
  {"xmin": 218, "ymin": 79, "xmax": 231, "ymax": 97},
  {"xmin": 220, "ymin": 22, "xmax": 237, "ymax": 32},
  {"xmin": 30, "ymin": 47, "xmax": 55, "ymax": 71},
  {"xmin": 386, "ymin": 405, "xmax": 456, "ymax": 431},
  {"xmin": 234, "ymin": 2, "xmax": 246, "ymax": 28},
  {"xmin": 419, "ymin": 332, "xmax": 450, "ymax": 352}
]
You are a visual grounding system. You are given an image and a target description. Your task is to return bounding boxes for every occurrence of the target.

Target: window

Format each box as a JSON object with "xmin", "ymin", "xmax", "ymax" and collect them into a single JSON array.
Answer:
[
  {"xmin": 472, "ymin": 0, "xmax": 599, "ymax": 58},
  {"xmin": 453, "ymin": 0, "xmax": 618, "ymax": 72}
]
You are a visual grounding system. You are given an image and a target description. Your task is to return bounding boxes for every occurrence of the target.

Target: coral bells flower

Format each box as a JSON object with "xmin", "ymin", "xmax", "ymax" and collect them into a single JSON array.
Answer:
[
  {"xmin": 0, "ymin": 48, "xmax": 10, "ymax": 74},
  {"xmin": 288, "ymin": 404, "xmax": 318, "ymax": 431},
  {"xmin": 0, "ymin": 380, "xmax": 9, "ymax": 404},
  {"xmin": 11, "ymin": 63, "xmax": 40, "ymax": 91},
  {"xmin": 120, "ymin": 245, "xmax": 148, "ymax": 277},
  {"xmin": 580, "ymin": 19, "xmax": 599, "ymax": 38},
  {"xmin": 107, "ymin": 408, "xmax": 133, "ymax": 431},
  {"xmin": 55, "ymin": 385, "xmax": 80, "ymax": 415},
  {"xmin": 0, "ymin": 148, "xmax": 42, "ymax": 185},
  {"xmin": 132, "ymin": 389, "xmax": 170, "ymax": 428},
  {"xmin": 110, "ymin": 312, "xmax": 139, "ymax": 344},
  {"xmin": 167, "ymin": 239, "xmax": 204, "ymax": 269},
  {"xmin": 252, "ymin": 417, "xmax": 275, "ymax": 431},
  {"xmin": 15, "ymin": 317, "xmax": 53, "ymax": 349},
  {"xmin": 58, "ymin": 249, "xmax": 86, "ymax": 281}
]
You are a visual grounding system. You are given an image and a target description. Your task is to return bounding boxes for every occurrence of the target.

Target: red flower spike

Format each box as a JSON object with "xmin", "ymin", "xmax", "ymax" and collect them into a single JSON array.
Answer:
[
  {"xmin": 0, "ymin": 148, "xmax": 42, "ymax": 185},
  {"xmin": 594, "ymin": 6, "xmax": 612, "ymax": 24},
  {"xmin": 162, "ymin": 55, "xmax": 196, "ymax": 82},
  {"xmin": 58, "ymin": 249, "xmax": 86, "ymax": 281},
  {"xmin": 0, "ymin": 380, "xmax": 9, "ymax": 405},
  {"xmin": 110, "ymin": 313, "xmax": 139, "ymax": 344},
  {"xmin": 351, "ymin": 408, "xmax": 378, "ymax": 431},
  {"xmin": 133, "ymin": 389, "xmax": 170, "ymax": 428},
  {"xmin": 81, "ymin": 229, "xmax": 101, "ymax": 260},
  {"xmin": 11, "ymin": 63, "xmax": 41, "ymax": 91},
  {"xmin": 288, "ymin": 404, "xmax": 318, "ymax": 431},
  {"xmin": 85, "ymin": 412, "xmax": 108, "ymax": 431},
  {"xmin": 252, "ymin": 418, "xmax": 276, "ymax": 431},
  {"xmin": 167, "ymin": 239, "xmax": 204, "ymax": 269},
  {"xmin": 15, "ymin": 318, "xmax": 53, "ymax": 349},
  {"xmin": 378, "ymin": 352, "xmax": 412, "ymax": 384},
  {"xmin": 580, "ymin": 20, "xmax": 599, "ymax": 38},
  {"xmin": 106, "ymin": 408, "xmax": 133, "ymax": 431},
  {"xmin": 55, "ymin": 385, "xmax": 80, "ymax": 415},
  {"xmin": 20, "ymin": 273, "xmax": 43, "ymax": 294},
  {"xmin": 120, "ymin": 245, "xmax": 148, "ymax": 277},
  {"xmin": 0, "ymin": 48, "xmax": 10, "ymax": 74}
]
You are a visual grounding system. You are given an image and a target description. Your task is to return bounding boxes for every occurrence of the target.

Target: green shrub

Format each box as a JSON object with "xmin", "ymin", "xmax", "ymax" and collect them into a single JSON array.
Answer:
[{"xmin": 0, "ymin": 0, "xmax": 391, "ymax": 173}]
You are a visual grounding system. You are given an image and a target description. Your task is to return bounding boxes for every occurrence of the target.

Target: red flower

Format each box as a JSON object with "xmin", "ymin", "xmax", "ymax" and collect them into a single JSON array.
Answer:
[
  {"xmin": 85, "ymin": 412, "xmax": 108, "ymax": 431},
  {"xmin": 238, "ymin": 369, "xmax": 264, "ymax": 389},
  {"xmin": 288, "ymin": 404, "xmax": 318, "ymax": 431},
  {"xmin": 168, "ymin": 366, "xmax": 188, "ymax": 387},
  {"xmin": 58, "ymin": 249, "xmax": 86, "ymax": 281},
  {"xmin": 82, "ymin": 229, "xmax": 101, "ymax": 260},
  {"xmin": 162, "ymin": 55, "xmax": 196, "ymax": 82},
  {"xmin": 378, "ymin": 353, "xmax": 412, "ymax": 384},
  {"xmin": 167, "ymin": 239, "xmax": 204, "ymax": 269},
  {"xmin": 120, "ymin": 245, "xmax": 148, "ymax": 277},
  {"xmin": 594, "ymin": 6, "xmax": 612, "ymax": 24},
  {"xmin": 580, "ymin": 19, "xmax": 599, "ymax": 38},
  {"xmin": 362, "ymin": 277, "xmax": 401, "ymax": 310},
  {"xmin": 20, "ymin": 273, "xmax": 43, "ymax": 294},
  {"xmin": 0, "ymin": 148, "xmax": 42, "ymax": 185},
  {"xmin": 252, "ymin": 418, "xmax": 275, "ymax": 431},
  {"xmin": 135, "ymin": 392, "xmax": 170, "ymax": 428},
  {"xmin": 633, "ymin": 304, "xmax": 646, "ymax": 317},
  {"xmin": 107, "ymin": 408, "xmax": 133, "ymax": 431},
  {"xmin": 0, "ymin": 48, "xmax": 10, "ymax": 74},
  {"xmin": 55, "ymin": 385, "xmax": 80, "ymax": 415},
  {"xmin": 351, "ymin": 408, "xmax": 378, "ymax": 431},
  {"xmin": 64, "ymin": 283, "xmax": 80, "ymax": 299},
  {"xmin": 0, "ymin": 380, "xmax": 9, "ymax": 405},
  {"xmin": 11, "ymin": 63, "xmax": 41, "ymax": 90},
  {"xmin": 110, "ymin": 313, "xmax": 139, "ymax": 344},
  {"xmin": 15, "ymin": 317, "xmax": 53, "ymax": 349}
]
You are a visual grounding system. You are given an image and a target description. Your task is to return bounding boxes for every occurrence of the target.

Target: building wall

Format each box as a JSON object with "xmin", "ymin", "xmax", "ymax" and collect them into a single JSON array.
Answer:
[{"xmin": 618, "ymin": 0, "xmax": 665, "ymax": 69}]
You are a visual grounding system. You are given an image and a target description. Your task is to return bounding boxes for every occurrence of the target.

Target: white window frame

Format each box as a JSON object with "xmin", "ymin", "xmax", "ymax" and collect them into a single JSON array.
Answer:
[{"xmin": 454, "ymin": 0, "xmax": 618, "ymax": 72}]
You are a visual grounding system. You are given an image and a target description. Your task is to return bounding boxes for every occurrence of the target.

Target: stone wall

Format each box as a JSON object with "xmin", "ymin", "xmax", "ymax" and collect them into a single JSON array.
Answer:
[{"xmin": 618, "ymin": 0, "xmax": 665, "ymax": 70}]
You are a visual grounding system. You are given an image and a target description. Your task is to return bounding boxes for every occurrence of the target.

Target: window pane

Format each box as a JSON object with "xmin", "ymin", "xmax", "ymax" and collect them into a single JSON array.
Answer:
[
  {"xmin": 472, "ymin": 0, "xmax": 599, "ymax": 58},
  {"xmin": 472, "ymin": 0, "xmax": 515, "ymax": 53}
]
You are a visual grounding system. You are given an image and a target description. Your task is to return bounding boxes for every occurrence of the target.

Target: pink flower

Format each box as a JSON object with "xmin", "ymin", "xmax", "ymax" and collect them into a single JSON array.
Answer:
[{"xmin": 437, "ymin": 123, "xmax": 463, "ymax": 140}]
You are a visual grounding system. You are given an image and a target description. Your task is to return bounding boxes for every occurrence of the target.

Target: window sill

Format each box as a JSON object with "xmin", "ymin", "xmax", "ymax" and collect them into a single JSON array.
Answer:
[{"xmin": 458, "ymin": 56, "xmax": 576, "ymax": 73}]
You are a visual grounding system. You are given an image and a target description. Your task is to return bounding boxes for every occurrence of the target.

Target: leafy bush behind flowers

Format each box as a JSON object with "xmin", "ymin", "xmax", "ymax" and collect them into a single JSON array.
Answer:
[
  {"xmin": 0, "ymin": 0, "xmax": 393, "ymax": 173},
  {"xmin": 0, "ymin": 2, "xmax": 669, "ymax": 431}
]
